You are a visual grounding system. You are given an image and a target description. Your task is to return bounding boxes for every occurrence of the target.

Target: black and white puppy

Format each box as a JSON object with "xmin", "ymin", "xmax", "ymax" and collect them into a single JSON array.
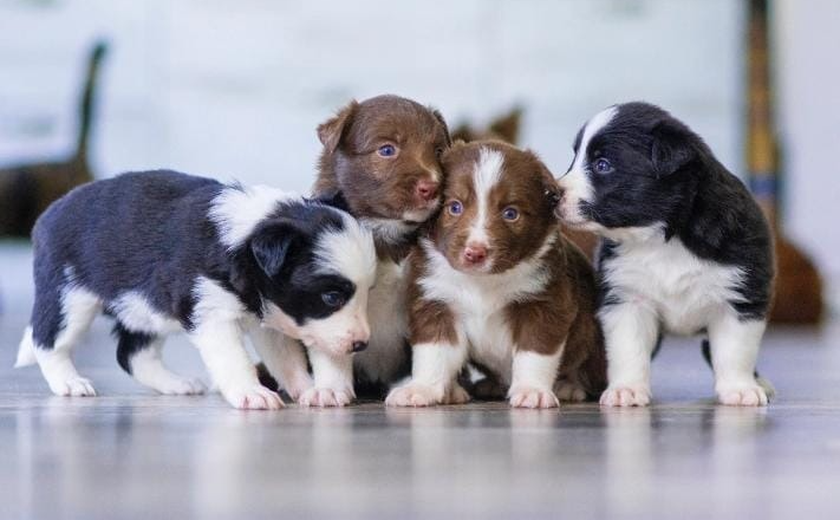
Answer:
[
  {"xmin": 555, "ymin": 102, "xmax": 774, "ymax": 407},
  {"xmin": 15, "ymin": 170, "xmax": 376, "ymax": 409}
]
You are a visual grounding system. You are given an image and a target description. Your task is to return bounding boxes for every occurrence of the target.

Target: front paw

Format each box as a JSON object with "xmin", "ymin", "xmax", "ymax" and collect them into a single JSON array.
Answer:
[
  {"xmin": 716, "ymin": 381, "xmax": 769, "ymax": 406},
  {"xmin": 600, "ymin": 384, "xmax": 651, "ymax": 407},
  {"xmin": 508, "ymin": 386, "xmax": 559, "ymax": 409},
  {"xmin": 223, "ymin": 385, "xmax": 285, "ymax": 410},
  {"xmin": 385, "ymin": 383, "xmax": 444, "ymax": 407},
  {"xmin": 284, "ymin": 375, "xmax": 314, "ymax": 402},
  {"xmin": 554, "ymin": 378, "xmax": 588, "ymax": 402},
  {"xmin": 299, "ymin": 387, "xmax": 354, "ymax": 407},
  {"xmin": 444, "ymin": 382, "xmax": 471, "ymax": 405}
]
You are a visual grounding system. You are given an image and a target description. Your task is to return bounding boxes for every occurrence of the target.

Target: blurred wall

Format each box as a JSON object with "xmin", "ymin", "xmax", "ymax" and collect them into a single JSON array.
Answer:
[{"xmin": 0, "ymin": 0, "xmax": 744, "ymax": 194}]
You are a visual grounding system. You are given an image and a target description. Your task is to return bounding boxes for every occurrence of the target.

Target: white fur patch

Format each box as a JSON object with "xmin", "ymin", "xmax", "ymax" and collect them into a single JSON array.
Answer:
[
  {"xmin": 558, "ymin": 105, "xmax": 618, "ymax": 225},
  {"xmin": 466, "ymin": 147, "xmax": 505, "ymax": 250},
  {"xmin": 209, "ymin": 184, "xmax": 299, "ymax": 249},
  {"xmin": 315, "ymin": 212, "xmax": 377, "ymax": 288},
  {"xmin": 15, "ymin": 326, "xmax": 37, "ymax": 368},
  {"xmin": 191, "ymin": 276, "xmax": 247, "ymax": 324},
  {"xmin": 111, "ymin": 291, "xmax": 182, "ymax": 335},
  {"xmin": 363, "ymin": 217, "xmax": 418, "ymax": 244},
  {"xmin": 510, "ymin": 348, "xmax": 564, "ymax": 392}
]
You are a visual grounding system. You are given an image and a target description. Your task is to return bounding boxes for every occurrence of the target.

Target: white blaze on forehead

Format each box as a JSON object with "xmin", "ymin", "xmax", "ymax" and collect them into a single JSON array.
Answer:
[
  {"xmin": 209, "ymin": 184, "xmax": 299, "ymax": 249},
  {"xmin": 564, "ymin": 105, "xmax": 619, "ymax": 201},
  {"xmin": 315, "ymin": 211, "xmax": 377, "ymax": 287},
  {"xmin": 467, "ymin": 147, "xmax": 505, "ymax": 246}
]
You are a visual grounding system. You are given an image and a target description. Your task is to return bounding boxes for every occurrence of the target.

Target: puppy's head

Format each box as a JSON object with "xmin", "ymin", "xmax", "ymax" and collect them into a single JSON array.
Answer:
[
  {"xmin": 433, "ymin": 140, "xmax": 560, "ymax": 274},
  {"xmin": 248, "ymin": 203, "xmax": 377, "ymax": 356},
  {"xmin": 555, "ymin": 102, "xmax": 701, "ymax": 235},
  {"xmin": 316, "ymin": 95, "xmax": 451, "ymax": 228}
]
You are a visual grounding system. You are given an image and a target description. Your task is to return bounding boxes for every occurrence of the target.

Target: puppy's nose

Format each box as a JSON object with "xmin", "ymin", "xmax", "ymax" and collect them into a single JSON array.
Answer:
[
  {"xmin": 415, "ymin": 180, "xmax": 439, "ymax": 202},
  {"xmin": 351, "ymin": 341, "xmax": 368, "ymax": 353},
  {"xmin": 463, "ymin": 243, "xmax": 488, "ymax": 265}
]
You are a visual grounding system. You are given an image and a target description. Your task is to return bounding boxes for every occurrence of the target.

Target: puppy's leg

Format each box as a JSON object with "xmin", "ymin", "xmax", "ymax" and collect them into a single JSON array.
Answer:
[
  {"xmin": 299, "ymin": 349, "xmax": 354, "ymax": 407},
  {"xmin": 385, "ymin": 341, "xmax": 468, "ymax": 407},
  {"xmin": 248, "ymin": 326, "xmax": 313, "ymax": 401},
  {"xmin": 509, "ymin": 348, "xmax": 563, "ymax": 409},
  {"xmin": 190, "ymin": 319, "xmax": 283, "ymax": 410},
  {"xmin": 32, "ymin": 286, "xmax": 101, "ymax": 397},
  {"xmin": 599, "ymin": 302, "xmax": 658, "ymax": 407},
  {"xmin": 115, "ymin": 324, "xmax": 204, "ymax": 395},
  {"xmin": 708, "ymin": 312, "xmax": 769, "ymax": 406}
]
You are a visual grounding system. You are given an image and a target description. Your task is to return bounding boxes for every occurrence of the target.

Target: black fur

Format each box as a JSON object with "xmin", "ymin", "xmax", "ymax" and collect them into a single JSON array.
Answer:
[
  {"xmin": 579, "ymin": 102, "xmax": 774, "ymax": 321},
  {"xmin": 29, "ymin": 170, "xmax": 358, "ymax": 369}
]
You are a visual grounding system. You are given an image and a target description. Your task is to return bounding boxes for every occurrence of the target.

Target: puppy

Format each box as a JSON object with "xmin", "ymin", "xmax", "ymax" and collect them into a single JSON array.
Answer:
[
  {"xmin": 259, "ymin": 95, "xmax": 451, "ymax": 405},
  {"xmin": 15, "ymin": 170, "xmax": 376, "ymax": 409},
  {"xmin": 555, "ymin": 102, "xmax": 774, "ymax": 407},
  {"xmin": 386, "ymin": 141, "xmax": 607, "ymax": 408}
]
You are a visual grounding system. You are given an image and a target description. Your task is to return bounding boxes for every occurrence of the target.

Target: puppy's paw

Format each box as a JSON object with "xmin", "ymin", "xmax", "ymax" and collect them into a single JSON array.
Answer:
[
  {"xmin": 299, "ymin": 387, "xmax": 353, "ymax": 408},
  {"xmin": 508, "ymin": 386, "xmax": 559, "ymax": 409},
  {"xmin": 51, "ymin": 376, "xmax": 97, "ymax": 397},
  {"xmin": 385, "ymin": 384, "xmax": 444, "ymax": 407},
  {"xmin": 716, "ymin": 382, "xmax": 769, "ymax": 407},
  {"xmin": 284, "ymin": 375, "xmax": 314, "ymax": 402},
  {"xmin": 224, "ymin": 385, "xmax": 285, "ymax": 410},
  {"xmin": 554, "ymin": 378, "xmax": 588, "ymax": 402},
  {"xmin": 600, "ymin": 384, "xmax": 651, "ymax": 407},
  {"xmin": 157, "ymin": 377, "xmax": 206, "ymax": 396},
  {"xmin": 444, "ymin": 382, "xmax": 471, "ymax": 405}
]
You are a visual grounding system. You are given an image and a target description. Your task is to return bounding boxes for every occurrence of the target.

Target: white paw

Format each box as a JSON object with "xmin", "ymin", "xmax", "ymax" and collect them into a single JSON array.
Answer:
[
  {"xmin": 51, "ymin": 376, "xmax": 97, "ymax": 397},
  {"xmin": 385, "ymin": 384, "xmax": 444, "ymax": 407},
  {"xmin": 224, "ymin": 385, "xmax": 285, "ymax": 410},
  {"xmin": 284, "ymin": 375, "xmax": 314, "ymax": 402},
  {"xmin": 600, "ymin": 384, "xmax": 651, "ymax": 407},
  {"xmin": 444, "ymin": 383, "xmax": 471, "ymax": 405},
  {"xmin": 508, "ymin": 386, "xmax": 559, "ymax": 409},
  {"xmin": 554, "ymin": 379, "xmax": 588, "ymax": 402},
  {"xmin": 716, "ymin": 382, "xmax": 769, "ymax": 406},
  {"xmin": 157, "ymin": 377, "xmax": 206, "ymax": 396},
  {"xmin": 298, "ymin": 387, "xmax": 354, "ymax": 407}
]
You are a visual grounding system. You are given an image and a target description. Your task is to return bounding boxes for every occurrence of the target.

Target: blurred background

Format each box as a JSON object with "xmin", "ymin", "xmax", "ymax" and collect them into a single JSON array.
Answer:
[{"xmin": 0, "ymin": 0, "xmax": 838, "ymax": 319}]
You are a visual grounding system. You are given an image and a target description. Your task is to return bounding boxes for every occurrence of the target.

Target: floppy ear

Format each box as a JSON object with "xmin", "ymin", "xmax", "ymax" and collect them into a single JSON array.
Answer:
[
  {"xmin": 250, "ymin": 220, "xmax": 303, "ymax": 278},
  {"xmin": 650, "ymin": 120, "xmax": 695, "ymax": 178},
  {"xmin": 431, "ymin": 108, "xmax": 452, "ymax": 146},
  {"xmin": 317, "ymin": 100, "xmax": 358, "ymax": 153}
]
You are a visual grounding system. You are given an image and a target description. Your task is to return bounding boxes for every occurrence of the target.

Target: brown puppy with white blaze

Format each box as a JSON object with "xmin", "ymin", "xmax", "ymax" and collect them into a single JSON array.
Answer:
[
  {"xmin": 258, "ymin": 95, "xmax": 450, "ymax": 406},
  {"xmin": 386, "ymin": 140, "xmax": 607, "ymax": 408}
]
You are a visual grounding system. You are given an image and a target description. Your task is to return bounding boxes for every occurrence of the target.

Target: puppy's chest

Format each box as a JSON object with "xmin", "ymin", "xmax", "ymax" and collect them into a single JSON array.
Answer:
[{"xmin": 604, "ymin": 238, "xmax": 743, "ymax": 333}]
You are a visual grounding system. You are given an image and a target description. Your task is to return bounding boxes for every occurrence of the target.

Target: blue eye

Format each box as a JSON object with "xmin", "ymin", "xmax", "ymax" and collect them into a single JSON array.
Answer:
[
  {"xmin": 377, "ymin": 144, "xmax": 396, "ymax": 157},
  {"xmin": 594, "ymin": 157, "xmax": 612, "ymax": 174},
  {"xmin": 502, "ymin": 207, "xmax": 519, "ymax": 221},
  {"xmin": 448, "ymin": 200, "xmax": 463, "ymax": 216},
  {"xmin": 321, "ymin": 291, "xmax": 344, "ymax": 308}
]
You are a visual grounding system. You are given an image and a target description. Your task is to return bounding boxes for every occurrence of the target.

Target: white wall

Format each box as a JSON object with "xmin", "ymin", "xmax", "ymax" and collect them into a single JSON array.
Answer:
[
  {"xmin": 775, "ymin": 0, "xmax": 840, "ymax": 280},
  {"xmin": 0, "ymin": 0, "xmax": 744, "ymax": 195}
]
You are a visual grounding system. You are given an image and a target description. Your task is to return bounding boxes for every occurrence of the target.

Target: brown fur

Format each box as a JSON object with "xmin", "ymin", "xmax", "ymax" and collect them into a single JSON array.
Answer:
[
  {"xmin": 0, "ymin": 42, "xmax": 107, "ymax": 237},
  {"xmin": 314, "ymin": 95, "xmax": 450, "ymax": 261},
  {"xmin": 409, "ymin": 140, "xmax": 607, "ymax": 399}
]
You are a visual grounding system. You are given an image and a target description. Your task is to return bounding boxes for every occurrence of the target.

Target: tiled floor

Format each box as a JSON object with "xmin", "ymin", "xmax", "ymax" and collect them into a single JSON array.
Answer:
[{"xmin": 2, "ymin": 243, "xmax": 840, "ymax": 519}]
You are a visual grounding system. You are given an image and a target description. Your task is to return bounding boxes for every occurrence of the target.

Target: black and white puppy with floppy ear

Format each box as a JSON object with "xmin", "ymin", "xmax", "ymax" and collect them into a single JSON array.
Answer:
[
  {"xmin": 555, "ymin": 102, "xmax": 774, "ymax": 407},
  {"xmin": 15, "ymin": 170, "xmax": 376, "ymax": 409}
]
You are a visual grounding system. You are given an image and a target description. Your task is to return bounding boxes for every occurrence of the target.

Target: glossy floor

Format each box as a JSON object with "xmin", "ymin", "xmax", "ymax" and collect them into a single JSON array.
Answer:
[{"xmin": 1, "ymin": 244, "xmax": 839, "ymax": 519}]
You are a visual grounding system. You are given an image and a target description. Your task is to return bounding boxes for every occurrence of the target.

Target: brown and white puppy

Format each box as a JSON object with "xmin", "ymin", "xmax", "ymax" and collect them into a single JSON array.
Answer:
[
  {"xmin": 386, "ymin": 140, "xmax": 607, "ymax": 408},
  {"xmin": 259, "ymin": 95, "xmax": 451, "ymax": 406}
]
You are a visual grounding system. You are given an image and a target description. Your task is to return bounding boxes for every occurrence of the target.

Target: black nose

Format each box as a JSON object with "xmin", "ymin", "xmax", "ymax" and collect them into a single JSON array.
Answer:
[{"xmin": 352, "ymin": 341, "xmax": 368, "ymax": 353}]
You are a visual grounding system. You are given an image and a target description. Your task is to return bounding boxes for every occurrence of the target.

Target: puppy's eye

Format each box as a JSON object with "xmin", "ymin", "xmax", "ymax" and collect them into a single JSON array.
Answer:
[
  {"xmin": 377, "ymin": 144, "xmax": 397, "ymax": 158},
  {"xmin": 321, "ymin": 291, "xmax": 345, "ymax": 308},
  {"xmin": 502, "ymin": 207, "xmax": 520, "ymax": 221},
  {"xmin": 594, "ymin": 158, "xmax": 613, "ymax": 174},
  {"xmin": 448, "ymin": 200, "xmax": 463, "ymax": 216}
]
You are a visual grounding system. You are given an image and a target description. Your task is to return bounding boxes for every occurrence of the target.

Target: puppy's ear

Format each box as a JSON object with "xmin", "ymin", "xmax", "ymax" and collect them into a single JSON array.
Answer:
[
  {"xmin": 250, "ymin": 219, "xmax": 303, "ymax": 278},
  {"xmin": 431, "ymin": 108, "xmax": 452, "ymax": 146},
  {"xmin": 489, "ymin": 106, "xmax": 523, "ymax": 145},
  {"xmin": 317, "ymin": 100, "xmax": 358, "ymax": 153},
  {"xmin": 313, "ymin": 190, "xmax": 351, "ymax": 213},
  {"xmin": 650, "ymin": 120, "xmax": 695, "ymax": 178}
]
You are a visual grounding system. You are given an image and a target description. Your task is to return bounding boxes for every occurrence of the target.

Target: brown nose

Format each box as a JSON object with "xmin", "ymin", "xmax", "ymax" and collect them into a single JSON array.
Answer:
[
  {"xmin": 463, "ymin": 244, "xmax": 488, "ymax": 265},
  {"xmin": 415, "ymin": 180, "xmax": 439, "ymax": 202}
]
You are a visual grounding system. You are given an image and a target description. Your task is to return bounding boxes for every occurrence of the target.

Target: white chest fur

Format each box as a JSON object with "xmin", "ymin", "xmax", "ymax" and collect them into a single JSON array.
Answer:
[
  {"xmin": 602, "ymin": 235, "xmax": 744, "ymax": 335},
  {"xmin": 418, "ymin": 241, "xmax": 550, "ymax": 384},
  {"xmin": 353, "ymin": 258, "xmax": 410, "ymax": 383}
]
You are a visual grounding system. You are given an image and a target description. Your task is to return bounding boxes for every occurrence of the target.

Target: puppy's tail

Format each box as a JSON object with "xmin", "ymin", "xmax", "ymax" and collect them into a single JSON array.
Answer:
[
  {"xmin": 701, "ymin": 339, "xmax": 776, "ymax": 400},
  {"xmin": 15, "ymin": 326, "xmax": 38, "ymax": 368}
]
